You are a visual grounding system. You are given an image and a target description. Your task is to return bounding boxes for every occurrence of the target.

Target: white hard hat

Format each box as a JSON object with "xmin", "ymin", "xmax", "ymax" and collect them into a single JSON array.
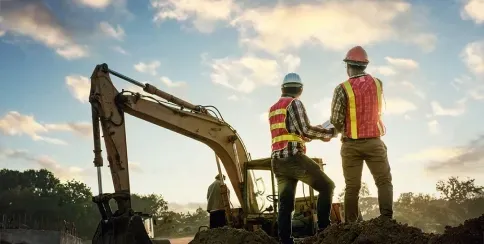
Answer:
[{"xmin": 282, "ymin": 73, "xmax": 303, "ymax": 88}]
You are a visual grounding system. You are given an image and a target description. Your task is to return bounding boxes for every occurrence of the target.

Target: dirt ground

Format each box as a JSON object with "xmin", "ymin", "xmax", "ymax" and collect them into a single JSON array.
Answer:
[
  {"xmin": 189, "ymin": 214, "xmax": 484, "ymax": 244},
  {"xmin": 169, "ymin": 236, "xmax": 194, "ymax": 244}
]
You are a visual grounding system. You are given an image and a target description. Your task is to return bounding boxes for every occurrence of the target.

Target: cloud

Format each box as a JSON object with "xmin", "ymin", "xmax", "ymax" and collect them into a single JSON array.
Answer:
[
  {"xmin": 205, "ymin": 54, "xmax": 300, "ymax": 93},
  {"xmin": 134, "ymin": 61, "xmax": 161, "ymax": 76},
  {"xmin": 430, "ymin": 99, "xmax": 466, "ymax": 117},
  {"xmin": 368, "ymin": 56, "xmax": 419, "ymax": 79},
  {"xmin": 313, "ymin": 98, "xmax": 333, "ymax": 120},
  {"xmin": 384, "ymin": 57, "xmax": 419, "ymax": 69},
  {"xmin": 450, "ymin": 75, "xmax": 484, "ymax": 101},
  {"xmin": 126, "ymin": 84, "xmax": 151, "ymax": 97},
  {"xmin": 0, "ymin": 111, "xmax": 91, "ymax": 145},
  {"xmin": 383, "ymin": 97, "xmax": 417, "ymax": 115},
  {"xmin": 259, "ymin": 112, "xmax": 268, "ymax": 123},
  {"xmin": 283, "ymin": 54, "xmax": 301, "ymax": 72},
  {"xmin": 231, "ymin": 0, "xmax": 435, "ymax": 54},
  {"xmin": 74, "ymin": 0, "xmax": 132, "ymax": 18},
  {"xmin": 111, "ymin": 46, "xmax": 129, "ymax": 55},
  {"xmin": 368, "ymin": 66, "xmax": 397, "ymax": 77},
  {"xmin": 423, "ymin": 135, "xmax": 484, "ymax": 174},
  {"xmin": 0, "ymin": 0, "xmax": 88, "ymax": 59},
  {"xmin": 427, "ymin": 120, "xmax": 439, "ymax": 135},
  {"xmin": 227, "ymin": 95, "xmax": 239, "ymax": 101},
  {"xmin": 150, "ymin": 0, "xmax": 237, "ymax": 33},
  {"xmin": 74, "ymin": 0, "xmax": 112, "ymax": 9},
  {"xmin": 160, "ymin": 76, "xmax": 186, "ymax": 88},
  {"xmin": 403, "ymin": 147, "xmax": 465, "ymax": 163},
  {"xmin": 400, "ymin": 81, "xmax": 426, "ymax": 99},
  {"xmin": 168, "ymin": 202, "xmax": 205, "ymax": 213},
  {"xmin": 468, "ymin": 86, "xmax": 484, "ymax": 100},
  {"xmin": 460, "ymin": 0, "xmax": 484, "ymax": 24},
  {"xmin": 66, "ymin": 75, "xmax": 90, "ymax": 103},
  {"xmin": 99, "ymin": 21, "xmax": 125, "ymax": 41},
  {"xmin": 0, "ymin": 148, "xmax": 87, "ymax": 182},
  {"xmin": 44, "ymin": 123, "xmax": 92, "ymax": 138},
  {"xmin": 461, "ymin": 40, "xmax": 484, "ymax": 74},
  {"xmin": 129, "ymin": 161, "xmax": 143, "ymax": 173}
]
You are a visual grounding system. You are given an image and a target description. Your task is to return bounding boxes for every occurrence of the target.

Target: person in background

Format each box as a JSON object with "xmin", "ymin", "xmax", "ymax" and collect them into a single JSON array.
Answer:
[
  {"xmin": 330, "ymin": 45, "xmax": 394, "ymax": 223},
  {"xmin": 206, "ymin": 174, "xmax": 228, "ymax": 228}
]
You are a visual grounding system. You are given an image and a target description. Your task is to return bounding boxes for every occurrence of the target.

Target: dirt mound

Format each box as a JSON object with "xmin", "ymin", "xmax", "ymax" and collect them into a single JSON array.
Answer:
[
  {"xmin": 428, "ymin": 214, "xmax": 484, "ymax": 244},
  {"xmin": 301, "ymin": 217, "xmax": 434, "ymax": 244},
  {"xmin": 189, "ymin": 215, "xmax": 484, "ymax": 244},
  {"xmin": 189, "ymin": 227, "xmax": 278, "ymax": 244}
]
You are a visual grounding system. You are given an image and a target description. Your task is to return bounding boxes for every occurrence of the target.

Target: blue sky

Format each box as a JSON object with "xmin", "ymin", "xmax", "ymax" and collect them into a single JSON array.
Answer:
[{"xmin": 0, "ymin": 0, "xmax": 483, "ymax": 213}]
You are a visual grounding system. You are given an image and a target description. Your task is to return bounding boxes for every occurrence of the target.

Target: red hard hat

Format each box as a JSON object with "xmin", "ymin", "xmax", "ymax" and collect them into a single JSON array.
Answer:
[{"xmin": 343, "ymin": 46, "xmax": 369, "ymax": 66}]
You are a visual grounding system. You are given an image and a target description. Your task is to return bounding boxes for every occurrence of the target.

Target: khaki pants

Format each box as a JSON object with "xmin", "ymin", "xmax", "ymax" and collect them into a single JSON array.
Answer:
[{"xmin": 341, "ymin": 137, "xmax": 393, "ymax": 222}]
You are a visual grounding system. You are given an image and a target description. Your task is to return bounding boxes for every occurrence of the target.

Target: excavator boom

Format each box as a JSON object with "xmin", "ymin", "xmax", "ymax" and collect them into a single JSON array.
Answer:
[{"xmin": 89, "ymin": 64, "xmax": 258, "ymax": 243}]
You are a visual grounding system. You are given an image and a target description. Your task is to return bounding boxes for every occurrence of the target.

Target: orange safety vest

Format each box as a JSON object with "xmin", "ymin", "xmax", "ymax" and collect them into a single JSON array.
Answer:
[
  {"xmin": 268, "ymin": 97, "xmax": 305, "ymax": 153},
  {"xmin": 341, "ymin": 75, "xmax": 386, "ymax": 139}
]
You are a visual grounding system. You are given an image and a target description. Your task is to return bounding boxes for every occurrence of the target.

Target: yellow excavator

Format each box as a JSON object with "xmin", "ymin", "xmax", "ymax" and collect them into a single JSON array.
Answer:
[{"xmin": 88, "ymin": 63, "xmax": 343, "ymax": 244}]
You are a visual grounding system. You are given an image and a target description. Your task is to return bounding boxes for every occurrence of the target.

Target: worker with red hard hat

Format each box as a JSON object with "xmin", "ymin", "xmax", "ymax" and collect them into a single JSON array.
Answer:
[{"xmin": 330, "ymin": 46, "xmax": 394, "ymax": 223}]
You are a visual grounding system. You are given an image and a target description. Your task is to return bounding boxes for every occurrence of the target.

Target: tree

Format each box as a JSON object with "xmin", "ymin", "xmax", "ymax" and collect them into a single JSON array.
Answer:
[
  {"xmin": 131, "ymin": 193, "xmax": 169, "ymax": 218},
  {"xmin": 436, "ymin": 176, "xmax": 484, "ymax": 203}
]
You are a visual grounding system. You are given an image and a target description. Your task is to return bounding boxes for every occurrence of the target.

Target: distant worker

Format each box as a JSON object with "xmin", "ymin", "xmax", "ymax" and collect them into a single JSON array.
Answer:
[
  {"xmin": 206, "ymin": 174, "xmax": 228, "ymax": 228},
  {"xmin": 269, "ymin": 73, "xmax": 336, "ymax": 244},
  {"xmin": 330, "ymin": 46, "xmax": 394, "ymax": 223}
]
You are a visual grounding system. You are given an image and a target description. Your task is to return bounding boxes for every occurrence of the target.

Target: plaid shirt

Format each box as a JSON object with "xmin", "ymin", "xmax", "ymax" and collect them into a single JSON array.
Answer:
[
  {"xmin": 271, "ymin": 95, "xmax": 334, "ymax": 159},
  {"xmin": 330, "ymin": 73, "xmax": 383, "ymax": 137}
]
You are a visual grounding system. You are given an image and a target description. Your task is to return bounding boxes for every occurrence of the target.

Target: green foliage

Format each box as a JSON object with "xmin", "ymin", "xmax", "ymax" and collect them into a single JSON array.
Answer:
[
  {"xmin": 4, "ymin": 168, "xmax": 482, "ymax": 240},
  {"xmin": 337, "ymin": 178, "xmax": 484, "ymax": 234},
  {"xmin": 0, "ymin": 168, "xmax": 207, "ymax": 240}
]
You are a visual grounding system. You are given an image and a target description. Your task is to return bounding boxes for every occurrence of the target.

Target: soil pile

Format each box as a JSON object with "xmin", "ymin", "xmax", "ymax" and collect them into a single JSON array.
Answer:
[
  {"xmin": 428, "ymin": 214, "xmax": 484, "ymax": 244},
  {"xmin": 189, "ymin": 227, "xmax": 278, "ymax": 244},
  {"xmin": 300, "ymin": 217, "xmax": 434, "ymax": 244},
  {"xmin": 189, "ymin": 215, "xmax": 484, "ymax": 244}
]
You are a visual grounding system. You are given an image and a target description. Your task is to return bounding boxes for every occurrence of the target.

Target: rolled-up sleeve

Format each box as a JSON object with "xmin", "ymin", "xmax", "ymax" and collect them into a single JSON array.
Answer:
[{"xmin": 288, "ymin": 99, "xmax": 334, "ymax": 139}]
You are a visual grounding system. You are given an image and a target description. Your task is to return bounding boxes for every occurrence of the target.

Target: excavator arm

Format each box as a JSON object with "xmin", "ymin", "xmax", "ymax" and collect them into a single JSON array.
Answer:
[{"xmin": 89, "ymin": 64, "xmax": 259, "ymax": 243}]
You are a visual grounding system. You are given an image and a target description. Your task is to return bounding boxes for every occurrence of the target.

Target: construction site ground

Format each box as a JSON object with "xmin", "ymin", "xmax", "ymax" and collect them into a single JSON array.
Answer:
[{"xmin": 189, "ymin": 214, "xmax": 484, "ymax": 244}]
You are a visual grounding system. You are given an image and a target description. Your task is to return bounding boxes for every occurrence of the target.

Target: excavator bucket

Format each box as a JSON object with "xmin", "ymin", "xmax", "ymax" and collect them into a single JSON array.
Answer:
[
  {"xmin": 91, "ymin": 193, "xmax": 156, "ymax": 244},
  {"xmin": 92, "ymin": 212, "xmax": 153, "ymax": 244}
]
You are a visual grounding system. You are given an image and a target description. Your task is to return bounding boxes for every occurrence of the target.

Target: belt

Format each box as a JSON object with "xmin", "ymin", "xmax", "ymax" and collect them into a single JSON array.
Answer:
[{"xmin": 342, "ymin": 137, "xmax": 380, "ymax": 142}]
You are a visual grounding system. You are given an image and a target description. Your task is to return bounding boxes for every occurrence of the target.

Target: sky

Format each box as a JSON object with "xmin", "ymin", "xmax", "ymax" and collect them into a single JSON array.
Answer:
[{"xmin": 0, "ymin": 0, "xmax": 483, "ymax": 214}]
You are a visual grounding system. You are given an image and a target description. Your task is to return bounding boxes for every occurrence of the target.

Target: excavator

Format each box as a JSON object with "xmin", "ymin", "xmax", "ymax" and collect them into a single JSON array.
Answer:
[{"xmin": 88, "ymin": 63, "xmax": 343, "ymax": 244}]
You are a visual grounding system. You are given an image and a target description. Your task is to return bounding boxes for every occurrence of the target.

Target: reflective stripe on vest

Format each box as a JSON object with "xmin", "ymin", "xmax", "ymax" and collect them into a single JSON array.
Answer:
[
  {"xmin": 342, "ymin": 76, "xmax": 384, "ymax": 139},
  {"xmin": 268, "ymin": 98, "xmax": 304, "ymax": 152}
]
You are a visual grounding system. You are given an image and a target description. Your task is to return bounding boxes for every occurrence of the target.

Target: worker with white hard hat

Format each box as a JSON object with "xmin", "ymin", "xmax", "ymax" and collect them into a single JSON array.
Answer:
[
  {"xmin": 330, "ymin": 46, "xmax": 394, "ymax": 223},
  {"xmin": 268, "ymin": 73, "xmax": 336, "ymax": 244}
]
